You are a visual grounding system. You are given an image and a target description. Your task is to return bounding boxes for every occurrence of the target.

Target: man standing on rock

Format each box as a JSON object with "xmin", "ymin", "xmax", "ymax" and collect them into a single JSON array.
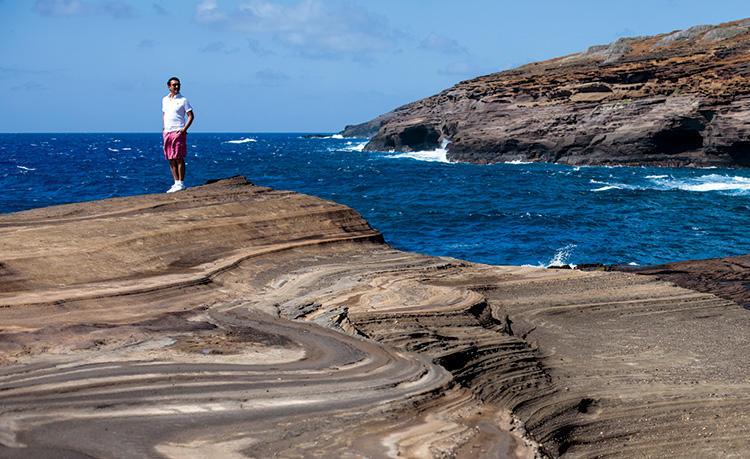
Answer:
[{"xmin": 162, "ymin": 77, "xmax": 194, "ymax": 193}]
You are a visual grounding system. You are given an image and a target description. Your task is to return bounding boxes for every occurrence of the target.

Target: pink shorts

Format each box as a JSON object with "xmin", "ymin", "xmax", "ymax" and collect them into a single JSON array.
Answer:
[{"xmin": 163, "ymin": 130, "xmax": 187, "ymax": 160}]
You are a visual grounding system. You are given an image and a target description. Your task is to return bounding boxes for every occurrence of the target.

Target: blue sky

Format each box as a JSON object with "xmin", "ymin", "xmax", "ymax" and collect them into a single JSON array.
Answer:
[{"xmin": 2, "ymin": 0, "xmax": 748, "ymax": 132}]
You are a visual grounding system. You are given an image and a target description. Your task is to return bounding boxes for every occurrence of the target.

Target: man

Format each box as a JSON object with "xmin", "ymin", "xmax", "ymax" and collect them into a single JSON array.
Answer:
[{"xmin": 162, "ymin": 77, "xmax": 194, "ymax": 193}]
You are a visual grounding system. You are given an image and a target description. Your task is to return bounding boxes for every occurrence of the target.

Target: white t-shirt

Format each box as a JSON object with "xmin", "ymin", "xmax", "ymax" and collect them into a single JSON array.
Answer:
[{"xmin": 162, "ymin": 93, "xmax": 193, "ymax": 133}]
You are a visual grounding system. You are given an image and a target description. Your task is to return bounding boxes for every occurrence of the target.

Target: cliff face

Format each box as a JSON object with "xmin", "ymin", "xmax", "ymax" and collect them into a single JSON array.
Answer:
[
  {"xmin": 362, "ymin": 19, "xmax": 750, "ymax": 167},
  {"xmin": 1, "ymin": 178, "xmax": 749, "ymax": 457}
]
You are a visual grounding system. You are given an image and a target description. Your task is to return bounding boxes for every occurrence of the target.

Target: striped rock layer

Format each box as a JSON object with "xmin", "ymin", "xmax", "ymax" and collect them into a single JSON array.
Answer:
[
  {"xmin": 357, "ymin": 19, "xmax": 750, "ymax": 168},
  {"xmin": 0, "ymin": 177, "xmax": 748, "ymax": 457}
]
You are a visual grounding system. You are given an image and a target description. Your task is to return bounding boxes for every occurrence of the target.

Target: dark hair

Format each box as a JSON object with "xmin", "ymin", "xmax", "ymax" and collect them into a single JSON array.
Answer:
[{"xmin": 167, "ymin": 77, "xmax": 180, "ymax": 86}]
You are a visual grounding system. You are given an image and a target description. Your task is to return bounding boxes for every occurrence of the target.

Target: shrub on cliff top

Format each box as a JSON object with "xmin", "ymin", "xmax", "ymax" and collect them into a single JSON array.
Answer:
[
  {"xmin": 655, "ymin": 25, "xmax": 713, "ymax": 46},
  {"xmin": 701, "ymin": 26, "xmax": 747, "ymax": 42}
]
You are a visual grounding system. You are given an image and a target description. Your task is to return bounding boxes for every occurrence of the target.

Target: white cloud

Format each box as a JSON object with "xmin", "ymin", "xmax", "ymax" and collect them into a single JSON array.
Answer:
[
  {"xmin": 200, "ymin": 41, "xmax": 227, "ymax": 53},
  {"xmin": 195, "ymin": 0, "xmax": 397, "ymax": 58},
  {"xmin": 100, "ymin": 1, "xmax": 134, "ymax": 18},
  {"xmin": 199, "ymin": 41, "xmax": 240, "ymax": 54},
  {"xmin": 33, "ymin": 0, "xmax": 136, "ymax": 18},
  {"xmin": 34, "ymin": 0, "xmax": 84, "ymax": 15},
  {"xmin": 11, "ymin": 81, "xmax": 49, "ymax": 91},
  {"xmin": 419, "ymin": 33, "xmax": 468, "ymax": 55},
  {"xmin": 195, "ymin": 0, "xmax": 227, "ymax": 22},
  {"xmin": 255, "ymin": 68, "xmax": 290, "ymax": 86}
]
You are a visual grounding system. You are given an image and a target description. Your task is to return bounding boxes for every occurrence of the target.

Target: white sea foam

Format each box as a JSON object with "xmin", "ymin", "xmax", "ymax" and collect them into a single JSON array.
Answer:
[
  {"xmin": 591, "ymin": 185, "xmax": 621, "ymax": 192},
  {"xmin": 17, "ymin": 166, "xmax": 36, "ymax": 171},
  {"xmin": 588, "ymin": 173, "xmax": 750, "ymax": 195},
  {"xmin": 224, "ymin": 138, "xmax": 256, "ymax": 144},
  {"xmin": 338, "ymin": 141, "xmax": 367, "ymax": 152},
  {"xmin": 648, "ymin": 174, "xmax": 750, "ymax": 194},
  {"xmin": 524, "ymin": 244, "xmax": 578, "ymax": 269},
  {"xmin": 590, "ymin": 179, "xmax": 630, "ymax": 192},
  {"xmin": 122, "ymin": 147, "xmax": 132, "ymax": 151},
  {"xmin": 543, "ymin": 244, "xmax": 578, "ymax": 268},
  {"xmin": 108, "ymin": 148, "xmax": 119, "ymax": 152},
  {"xmin": 307, "ymin": 134, "xmax": 345, "ymax": 139},
  {"xmin": 504, "ymin": 159, "xmax": 533, "ymax": 165},
  {"xmin": 387, "ymin": 139, "xmax": 451, "ymax": 163}
]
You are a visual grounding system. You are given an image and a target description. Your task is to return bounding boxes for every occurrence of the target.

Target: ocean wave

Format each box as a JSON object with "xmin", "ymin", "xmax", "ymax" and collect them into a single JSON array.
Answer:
[
  {"xmin": 385, "ymin": 139, "xmax": 451, "ymax": 163},
  {"xmin": 588, "ymin": 174, "xmax": 750, "ymax": 195},
  {"xmin": 522, "ymin": 244, "xmax": 578, "ymax": 269},
  {"xmin": 306, "ymin": 134, "xmax": 345, "ymax": 139},
  {"xmin": 544, "ymin": 244, "xmax": 578, "ymax": 268},
  {"xmin": 224, "ymin": 138, "xmax": 257, "ymax": 144},
  {"xmin": 337, "ymin": 141, "xmax": 367, "ymax": 152},
  {"xmin": 591, "ymin": 185, "xmax": 622, "ymax": 192},
  {"xmin": 589, "ymin": 179, "xmax": 633, "ymax": 192},
  {"xmin": 17, "ymin": 166, "xmax": 36, "ymax": 171},
  {"xmin": 648, "ymin": 174, "xmax": 750, "ymax": 194}
]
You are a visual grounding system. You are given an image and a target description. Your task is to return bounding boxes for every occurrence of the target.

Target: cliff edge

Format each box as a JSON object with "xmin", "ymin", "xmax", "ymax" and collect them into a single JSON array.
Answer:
[{"xmin": 357, "ymin": 19, "xmax": 750, "ymax": 167}]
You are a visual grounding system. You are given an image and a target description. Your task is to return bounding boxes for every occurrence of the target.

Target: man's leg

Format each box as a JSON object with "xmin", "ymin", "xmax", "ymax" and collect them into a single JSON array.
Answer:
[
  {"xmin": 176, "ymin": 159, "xmax": 185, "ymax": 181},
  {"xmin": 168, "ymin": 159, "xmax": 180, "ymax": 181}
]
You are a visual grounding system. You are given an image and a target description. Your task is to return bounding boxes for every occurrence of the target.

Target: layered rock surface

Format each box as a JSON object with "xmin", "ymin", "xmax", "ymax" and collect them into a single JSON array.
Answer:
[
  {"xmin": 1, "ymin": 177, "xmax": 749, "ymax": 457},
  {"xmin": 355, "ymin": 19, "xmax": 750, "ymax": 167}
]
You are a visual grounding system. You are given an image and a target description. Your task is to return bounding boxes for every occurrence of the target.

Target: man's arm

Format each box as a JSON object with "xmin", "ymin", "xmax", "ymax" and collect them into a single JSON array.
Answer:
[{"xmin": 181, "ymin": 110, "xmax": 194, "ymax": 134}]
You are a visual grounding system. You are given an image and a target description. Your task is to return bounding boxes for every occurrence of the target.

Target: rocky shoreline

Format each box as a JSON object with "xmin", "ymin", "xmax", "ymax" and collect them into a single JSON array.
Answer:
[
  {"xmin": 605, "ymin": 255, "xmax": 750, "ymax": 310},
  {"xmin": 346, "ymin": 19, "xmax": 750, "ymax": 168},
  {"xmin": 0, "ymin": 177, "xmax": 748, "ymax": 457}
]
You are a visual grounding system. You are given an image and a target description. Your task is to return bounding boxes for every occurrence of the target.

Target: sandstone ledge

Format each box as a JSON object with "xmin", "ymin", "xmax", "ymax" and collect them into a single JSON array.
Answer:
[{"xmin": 0, "ymin": 177, "xmax": 748, "ymax": 457}]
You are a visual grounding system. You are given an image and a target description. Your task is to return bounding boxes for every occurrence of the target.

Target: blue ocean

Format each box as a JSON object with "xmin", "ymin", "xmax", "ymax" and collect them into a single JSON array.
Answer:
[{"xmin": 1, "ymin": 133, "xmax": 749, "ymax": 267}]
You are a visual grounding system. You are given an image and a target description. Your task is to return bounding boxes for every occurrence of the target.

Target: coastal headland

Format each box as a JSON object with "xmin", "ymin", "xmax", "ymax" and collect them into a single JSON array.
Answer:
[
  {"xmin": 347, "ymin": 18, "xmax": 750, "ymax": 168},
  {"xmin": 1, "ymin": 177, "xmax": 748, "ymax": 457}
]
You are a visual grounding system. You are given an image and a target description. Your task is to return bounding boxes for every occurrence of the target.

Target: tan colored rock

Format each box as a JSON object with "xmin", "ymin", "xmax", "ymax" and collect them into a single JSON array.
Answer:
[{"xmin": 0, "ymin": 178, "xmax": 748, "ymax": 457}]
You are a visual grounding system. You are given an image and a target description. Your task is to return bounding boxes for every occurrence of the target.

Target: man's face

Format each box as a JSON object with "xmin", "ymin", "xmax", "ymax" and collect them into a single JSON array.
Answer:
[{"xmin": 168, "ymin": 80, "xmax": 180, "ymax": 95}]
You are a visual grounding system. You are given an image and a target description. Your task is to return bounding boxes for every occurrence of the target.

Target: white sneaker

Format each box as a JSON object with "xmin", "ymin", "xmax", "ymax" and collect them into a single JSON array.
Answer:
[{"xmin": 166, "ymin": 182, "xmax": 185, "ymax": 193}]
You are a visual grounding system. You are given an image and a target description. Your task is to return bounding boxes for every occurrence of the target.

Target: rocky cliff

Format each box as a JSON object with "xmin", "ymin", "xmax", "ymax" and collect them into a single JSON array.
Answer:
[
  {"xmin": 1, "ymin": 177, "xmax": 749, "ymax": 457},
  {"xmin": 357, "ymin": 19, "xmax": 750, "ymax": 167}
]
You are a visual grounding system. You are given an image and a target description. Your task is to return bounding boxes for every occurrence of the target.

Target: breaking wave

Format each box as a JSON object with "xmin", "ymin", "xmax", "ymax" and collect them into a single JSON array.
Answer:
[
  {"xmin": 542, "ymin": 244, "xmax": 578, "ymax": 268},
  {"xmin": 591, "ymin": 173, "xmax": 750, "ymax": 195},
  {"xmin": 650, "ymin": 174, "xmax": 750, "ymax": 194},
  {"xmin": 386, "ymin": 139, "xmax": 451, "ymax": 163},
  {"xmin": 224, "ymin": 138, "xmax": 257, "ymax": 144},
  {"xmin": 337, "ymin": 141, "xmax": 367, "ymax": 152}
]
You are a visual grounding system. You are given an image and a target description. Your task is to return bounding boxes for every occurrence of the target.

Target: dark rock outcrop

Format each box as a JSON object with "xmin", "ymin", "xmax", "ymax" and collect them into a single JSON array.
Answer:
[
  {"xmin": 610, "ymin": 254, "xmax": 750, "ymax": 308},
  {"xmin": 359, "ymin": 19, "xmax": 750, "ymax": 167},
  {"xmin": 339, "ymin": 110, "xmax": 400, "ymax": 138}
]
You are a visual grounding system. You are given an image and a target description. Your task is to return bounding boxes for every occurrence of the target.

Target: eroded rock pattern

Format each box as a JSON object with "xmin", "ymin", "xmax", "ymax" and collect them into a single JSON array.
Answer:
[
  {"xmin": 356, "ymin": 19, "xmax": 750, "ymax": 167},
  {"xmin": 1, "ymin": 177, "xmax": 749, "ymax": 457}
]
